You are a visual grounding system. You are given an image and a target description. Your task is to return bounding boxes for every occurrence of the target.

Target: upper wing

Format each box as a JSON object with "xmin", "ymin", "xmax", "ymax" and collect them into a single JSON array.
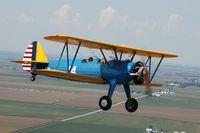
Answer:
[
  {"xmin": 32, "ymin": 69, "xmax": 106, "ymax": 84},
  {"xmin": 44, "ymin": 34, "xmax": 178, "ymax": 58}
]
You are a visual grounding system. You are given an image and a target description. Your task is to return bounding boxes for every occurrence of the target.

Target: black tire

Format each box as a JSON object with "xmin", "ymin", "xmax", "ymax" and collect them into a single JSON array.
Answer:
[
  {"xmin": 99, "ymin": 96, "xmax": 112, "ymax": 111},
  {"xmin": 30, "ymin": 76, "xmax": 35, "ymax": 81},
  {"xmin": 125, "ymin": 98, "xmax": 138, "ymax": 112}
]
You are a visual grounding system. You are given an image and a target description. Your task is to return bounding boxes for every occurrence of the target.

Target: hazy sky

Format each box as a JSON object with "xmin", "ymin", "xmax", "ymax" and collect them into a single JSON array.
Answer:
[{"xmin": 0, "ymin": 0, "xmax": 199, "ymax": 66}]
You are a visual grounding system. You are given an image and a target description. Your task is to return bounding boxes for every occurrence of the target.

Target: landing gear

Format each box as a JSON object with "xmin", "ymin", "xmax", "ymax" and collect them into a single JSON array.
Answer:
[
  {"xmin": 99, "ymin": 80, "xmax": 139, "ymax": 113},
  {"xmin": 123, "ymin": 83, "xmax": 139, "ymax": 113},
  {"xmin": 30, "ymin": 75, "xmax": 36, "ymax": 81},
  {"xmin": 99, "ymin": 96, "xmax": 112, "ymax": 111},
  {"xmin": 99, "ymin": 79, "xmax": 116, "ymax": 111},
  {"xmin": 125, "ymin": 98, "xmax": 138, "ymax": 112}
]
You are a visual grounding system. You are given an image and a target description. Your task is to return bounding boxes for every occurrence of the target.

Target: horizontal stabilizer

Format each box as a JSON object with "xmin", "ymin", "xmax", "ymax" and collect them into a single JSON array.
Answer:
[{"xmin": 11, "ymin": 60, "xmax": 48, "ymax": 64}]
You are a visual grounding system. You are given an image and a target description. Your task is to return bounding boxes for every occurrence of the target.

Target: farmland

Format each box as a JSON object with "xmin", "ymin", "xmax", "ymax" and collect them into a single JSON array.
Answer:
[{"xmin": 0, "ymin": 52, "xmax": 200, "ymax": 133}]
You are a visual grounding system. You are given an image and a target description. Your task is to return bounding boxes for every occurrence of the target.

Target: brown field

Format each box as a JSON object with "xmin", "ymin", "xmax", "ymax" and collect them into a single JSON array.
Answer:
[
  {"xmin": 109, "ymin": 105, "xmax": 200, "ymax": 124},
  {"xmin": 1, "ymin": 81, "xmax": 200, "ymax": 125},
  {"xmin": 0, "ymin": 115, "xmax": 48, "ymax": 133},
  {"xmin": 1, "ymin": 78, "xmax": 200, "ymax": 133},
  {"xmin": 0, "ymin": 81, "xmax": 128, "ymax": 132},
  {"xmin": 0, "ymin": 82, "xmax": 126, "ymax": 107}
]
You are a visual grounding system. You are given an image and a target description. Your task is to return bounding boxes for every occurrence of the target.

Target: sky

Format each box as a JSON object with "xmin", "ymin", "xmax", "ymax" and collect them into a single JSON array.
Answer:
[{"xmin": 0, "ymin": 0, "xmax": 199, "ymax": 66}]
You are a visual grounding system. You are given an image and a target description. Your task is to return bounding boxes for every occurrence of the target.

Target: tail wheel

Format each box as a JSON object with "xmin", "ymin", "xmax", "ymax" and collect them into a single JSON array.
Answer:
[
  {"xmin": 125, "ymin": 98, "xmax": 138, "ymax": 112},
  {"xmin": 30, "ymin": 76, "xmax": 36, "ymax": 81},
  {"xmin": 99, "ymin": 96, "xmax": 112, "ymax": 111}
]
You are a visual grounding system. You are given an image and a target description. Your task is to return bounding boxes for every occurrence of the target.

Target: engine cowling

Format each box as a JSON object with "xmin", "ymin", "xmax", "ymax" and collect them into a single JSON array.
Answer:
[{"xmin": 130, "ymin": 61, "xmax": 146, "ymax": 85}]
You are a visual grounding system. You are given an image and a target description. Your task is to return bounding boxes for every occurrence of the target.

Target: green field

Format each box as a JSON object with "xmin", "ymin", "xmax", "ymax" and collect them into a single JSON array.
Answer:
[
  {"xmin": 0, "ymin": 89, "xmax": 197, "ymax": 133},
  {"xmin": 0, "ymin": 99, "xmax": 95, "ymax": 119},
  {"xmin": 16, "ymin": 113, "xmax": 199, "ymax": 133},
  {"xmin": 140, "ymin": 88, "xmax": 200, "ymax": 109},
  {"xmin": 0, "ymin": 69, "xmax": 200, "ymax": 133}
]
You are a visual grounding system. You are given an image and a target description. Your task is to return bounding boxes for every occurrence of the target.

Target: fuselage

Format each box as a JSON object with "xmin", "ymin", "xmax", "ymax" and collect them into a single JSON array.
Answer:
[{"xmin": 47, "ymin": 59, "xmax": 135, "ymax": 84}]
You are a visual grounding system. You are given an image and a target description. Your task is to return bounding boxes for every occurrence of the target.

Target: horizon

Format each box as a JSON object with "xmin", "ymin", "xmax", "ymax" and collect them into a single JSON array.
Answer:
[
  {"xmin": 0, "ymin": 0, "xmax": 199, "ymax": 66},
  {"xmin": 1, "ymin": 50, "xmax": 200, "ymax": 68}
]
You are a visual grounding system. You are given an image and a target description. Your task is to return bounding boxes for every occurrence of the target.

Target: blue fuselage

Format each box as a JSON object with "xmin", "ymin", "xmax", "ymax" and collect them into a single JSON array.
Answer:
[{"xmin": 48, "ymin": 59, "xmax": 135, "ymax": 84}]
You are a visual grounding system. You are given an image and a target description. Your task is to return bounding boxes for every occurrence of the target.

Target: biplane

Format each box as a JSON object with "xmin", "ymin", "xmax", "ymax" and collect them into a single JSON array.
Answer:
[{"xmin": 12, "ymin": 34, "xmax": 178, "ymax": 113}]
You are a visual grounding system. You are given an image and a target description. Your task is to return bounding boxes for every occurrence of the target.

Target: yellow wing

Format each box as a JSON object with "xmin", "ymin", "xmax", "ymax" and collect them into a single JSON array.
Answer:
[
  {"xmin": 32, "ymin": 69, "xmax": 106, "ymax": 84},
  {"xmin": 11, "ymin": 60, "xmax": 48, "ymax": 64},
  {"xmin": 44, "ymin": 34, "xmax": 178, "ymax": 58},
  {"xmin": 130, "ymin": 82, "xmax": 163, "ymax": 87}
]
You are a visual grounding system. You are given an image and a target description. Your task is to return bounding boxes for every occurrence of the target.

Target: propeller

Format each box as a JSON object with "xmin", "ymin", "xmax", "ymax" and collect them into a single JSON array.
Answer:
[
  {"xmin": 130, "ymin": 61, "xmax": 153, "ymax": 96},
  {"xmin": 142, "ymin": 67, "xmax": 153, "ymax": 96}
]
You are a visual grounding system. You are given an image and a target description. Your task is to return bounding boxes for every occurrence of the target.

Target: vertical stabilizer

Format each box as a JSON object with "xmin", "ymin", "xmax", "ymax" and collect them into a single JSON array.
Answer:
[
  {"xmin": 22, "ymin": 41, "xmax": 48, "ymax": 72},
  {"xmin": 35, "ymin": 41, "xmax": 48, "ymax": 62}
]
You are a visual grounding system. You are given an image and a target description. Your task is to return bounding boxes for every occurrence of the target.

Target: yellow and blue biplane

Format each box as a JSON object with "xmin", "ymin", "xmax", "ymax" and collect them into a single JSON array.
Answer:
[{"xmin": 12, "ymin": 34, "xmax": 178, "ymax": 113}]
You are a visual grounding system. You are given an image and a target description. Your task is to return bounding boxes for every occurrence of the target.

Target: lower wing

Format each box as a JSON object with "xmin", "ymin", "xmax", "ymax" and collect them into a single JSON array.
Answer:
[{"xmin": 32, "ymin": 69, "xmax": 106, "ymax": 84}]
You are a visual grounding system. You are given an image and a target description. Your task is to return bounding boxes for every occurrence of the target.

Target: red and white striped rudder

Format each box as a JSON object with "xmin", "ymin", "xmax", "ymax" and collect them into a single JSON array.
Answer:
[{"xmin": 22, "ymin": 42, "xmax": 33, "ymax": 72}]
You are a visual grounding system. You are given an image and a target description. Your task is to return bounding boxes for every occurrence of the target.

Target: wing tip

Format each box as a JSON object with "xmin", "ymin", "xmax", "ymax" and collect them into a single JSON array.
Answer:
[{"xmin": 165, "ymin": 54, "xmax": 178, "ymax": 58}]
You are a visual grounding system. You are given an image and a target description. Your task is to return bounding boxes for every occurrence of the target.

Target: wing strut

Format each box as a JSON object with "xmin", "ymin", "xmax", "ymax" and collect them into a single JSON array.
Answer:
[
  {"xmin": 131, "ymin": 51, "xmax": 136, "ymax": 62},
  {"xmin": 149, "ymin": 56, "xmax": 152, "ymax": 79},
  {"xmin": 113, "ymin": 48, "xmax": 118, "ymax": 61},
  {"xmin": 65, "ymin": 42, "xmax": 69, "ymax": 72},
  {"xmin": 150, "ymin": 56, "xmax": 164, "ymax": 82},
  {"xmin": 69, "ymin": 41, "xmax": 81, "ymax": 72},
  {"xmin": 119, "ymin": 52, "xmax": 123, "ymax": 60},
  {"xmin": 145, "ymin": 56, "xmax": 151, "ymax": 65},
  {"xmin": 145, "ymin": 56, "xmax": 152, "ymax": 79},
  {"xmin": 145, "ymin": 56, "xmax": 164, "ymax": 82},
  {"xmin": 100, "ymin": 48, "xmax": 107, "ymax": 63},
  {"xmin": 57, "ymin": 44, "xmax": 66, "ymax": 69},
  {"xmin": 56, "ymin": 41, "xmax": 81, "ymax": 72}
]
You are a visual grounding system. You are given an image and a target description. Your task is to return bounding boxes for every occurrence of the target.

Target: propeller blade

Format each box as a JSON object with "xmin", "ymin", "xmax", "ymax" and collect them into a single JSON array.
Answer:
[{"xmin": 142, "ymin": 67, "xmax": 153, "ymax": 95}]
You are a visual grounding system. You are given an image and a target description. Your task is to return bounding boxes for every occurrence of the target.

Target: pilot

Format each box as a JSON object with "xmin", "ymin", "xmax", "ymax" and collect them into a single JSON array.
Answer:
[
  {"xmin": 82, "ymin": 57, "xmax": 93, "ymax": 63},
  {"xmin": 88, "ymin": 57, "xmax": 93, "ymax": 62},
  {"xmin": 97, "ymin": 58, "xmax": 106, "ymax": 64}
]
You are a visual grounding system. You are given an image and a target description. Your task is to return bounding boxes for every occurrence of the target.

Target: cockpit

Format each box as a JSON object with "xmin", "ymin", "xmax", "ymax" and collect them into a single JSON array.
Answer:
[
  {"xmin": 81, "ymin": 57, "xmax": 94, "ymax": 63},
  {"xmin": 81, "ymin": 57, "xmax": 106, "ymax": 64}
]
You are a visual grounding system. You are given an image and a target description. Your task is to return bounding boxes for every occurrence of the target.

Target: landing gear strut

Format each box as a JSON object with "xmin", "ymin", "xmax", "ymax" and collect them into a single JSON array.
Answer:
[
  {"xmin": 123, "ymin": 83, "xmax": 138, "ymax": 113},
  {"xmin": 99, "ymin": 79, "xmax": 116, "ymax": 111}
]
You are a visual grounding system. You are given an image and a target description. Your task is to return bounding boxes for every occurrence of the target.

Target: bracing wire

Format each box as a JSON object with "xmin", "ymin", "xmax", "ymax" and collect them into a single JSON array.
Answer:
[{"xmin": 70, "ymin": 44, "xmax": 85, "ymax": 59}]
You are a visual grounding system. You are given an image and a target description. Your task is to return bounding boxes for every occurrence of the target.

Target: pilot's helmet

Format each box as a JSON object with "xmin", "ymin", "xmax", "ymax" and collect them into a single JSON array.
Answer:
[{"xmin": 88, "ymin": 57, "xmax": 93, "ymax": 61}]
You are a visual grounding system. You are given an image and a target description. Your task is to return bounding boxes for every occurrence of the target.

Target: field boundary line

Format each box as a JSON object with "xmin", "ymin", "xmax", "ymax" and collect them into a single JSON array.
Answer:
[
  {"xmin": 13, "ymin": 94, "xmax": 148, "ymax": 133},
  {"xmin": 61, "ymin": 94, "xmax": 147, "ymax": 122}
]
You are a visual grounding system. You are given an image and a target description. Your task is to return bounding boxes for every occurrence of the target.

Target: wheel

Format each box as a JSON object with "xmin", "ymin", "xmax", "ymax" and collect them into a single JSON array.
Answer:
[
  {"xmin": 125, "ymin": 98, "xmax": 138, "ymax": 112},
  {"xmin": 99, "ymin": 96, "xmax": 112, "ymax": 111},
  {"xmin": 30, "ymin": 76, "xmax": 35, "ymax": 81}
]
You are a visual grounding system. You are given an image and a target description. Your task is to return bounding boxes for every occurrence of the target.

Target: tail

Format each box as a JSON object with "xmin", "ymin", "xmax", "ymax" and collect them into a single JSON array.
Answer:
[{"xmin": 12, "ymin": 41, "xmax": 48, "ymax": 72}]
